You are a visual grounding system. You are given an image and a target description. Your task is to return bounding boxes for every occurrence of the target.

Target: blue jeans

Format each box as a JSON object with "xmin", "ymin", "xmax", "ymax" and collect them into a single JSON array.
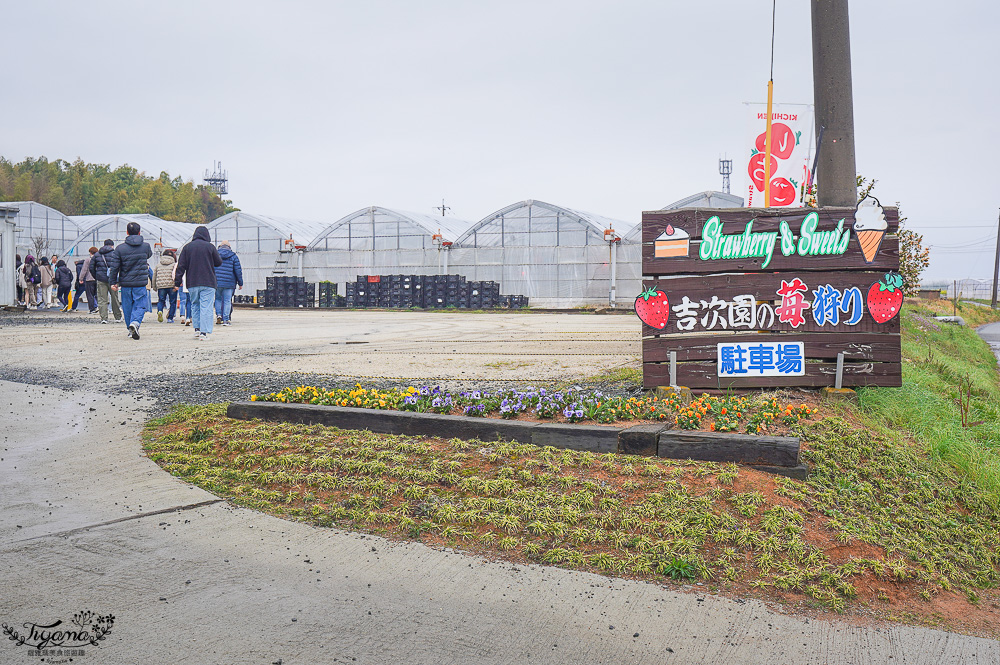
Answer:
[
  {"xmin": 189, "ymin": 286, "xmax": 216, "ymax": 334},
  {"xmin": 215, "ymin": 287, "xmax": 235, "ymax": 322},
  {"xmin": 157, "ymin": 288, "xmax": 178, "ymax": 320},
  {"xmin": 120, "ymin": 286, "xmax": 149, "ymax": 328},
  {"xmin": 178, "ymin": 290, "xmax": 191, "ymax": 319}
]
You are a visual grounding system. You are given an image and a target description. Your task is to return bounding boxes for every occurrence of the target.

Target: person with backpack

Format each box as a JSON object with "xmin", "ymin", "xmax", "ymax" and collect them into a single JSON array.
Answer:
[
  {"xmin": 174, "ymin": 226, "xmax": 221, "ymax": 341},
  {"xmin": 108, "ymin": 222, "xmax": 153, "ymax": 340},
  {"xmin": 76, "ymin": 247, "xmax": 99, "ymax": 313},
  {"xmin": 37, "ymin": 257, "xmax": 55, "ymax": 309},
  {"xmin": 91, "ymin": 239, "xmax": 123, "ymax": 324},
  {"xmin": 214, "ymin": 240, "xmax": 243, "ymax": 326},
  {"xmin": 70, "ymin": 255, "xmax": 86, "ymax": 311},
  {"xmin": 54, "ymin": 260, "xmax": 74, "ymax": 310},
  {"xmin": 19, "ymin": 255, "xmax": 40, "ymax": 308}
]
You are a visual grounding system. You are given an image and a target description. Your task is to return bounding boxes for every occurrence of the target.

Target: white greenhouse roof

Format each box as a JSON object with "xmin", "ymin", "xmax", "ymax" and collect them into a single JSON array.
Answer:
[
  {"xmin": 69, "ymin": 214, "xmax": 204, "ymax": 250},
  {"xmin": 456, "ymin": 199, "xmax": 634, "ymax": 245},
  {"xmin": 662, "ymin": 191, "xmax": 744, "ymax": 210},
  {"xmin": 308, "ymin": 206, "xmax": 474, "ymax": 248},
  {"xmin": 207, "ymin": 212, "xmax": 331, "ymax": 246},
  {"xmin": 622, "ymin": 191, "xmax": 746, "ymax": 242}
]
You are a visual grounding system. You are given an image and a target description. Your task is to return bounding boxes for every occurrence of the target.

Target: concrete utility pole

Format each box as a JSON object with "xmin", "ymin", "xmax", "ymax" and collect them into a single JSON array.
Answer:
[
  {"xmin": 992, "ymin": 208, "xmax": 1000, "ymax": 308},
  {"xmin": 811, "ymin": 0, "xmax": 857, "ymax": 207}
]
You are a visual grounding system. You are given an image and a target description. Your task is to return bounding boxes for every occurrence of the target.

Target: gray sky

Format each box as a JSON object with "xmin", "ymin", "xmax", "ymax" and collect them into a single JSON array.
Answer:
[{"xmin": 6, "ymin": 1, "xmax": 998, "ymax": 282}]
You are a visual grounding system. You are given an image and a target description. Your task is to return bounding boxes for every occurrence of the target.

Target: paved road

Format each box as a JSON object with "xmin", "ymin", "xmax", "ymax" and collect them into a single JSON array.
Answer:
[
  {"xmin": 977, "ymin": 321, "xmax": 1000, "ymax": 365},
  {"xmin": 1, "ymin": 310, "xmax": 997, "ymax": 663}
]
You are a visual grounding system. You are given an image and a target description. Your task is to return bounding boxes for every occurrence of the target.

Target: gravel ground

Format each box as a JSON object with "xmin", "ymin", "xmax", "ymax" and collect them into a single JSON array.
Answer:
[{"xmin": 0, "ymin": 308, "xmax": 644, "ymax": 416}]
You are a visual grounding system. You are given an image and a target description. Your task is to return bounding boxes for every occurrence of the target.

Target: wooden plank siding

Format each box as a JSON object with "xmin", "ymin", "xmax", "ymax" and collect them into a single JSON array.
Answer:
[{"xmin": 640, "ymin": 206, "xmax": 902, "ymax": 390}]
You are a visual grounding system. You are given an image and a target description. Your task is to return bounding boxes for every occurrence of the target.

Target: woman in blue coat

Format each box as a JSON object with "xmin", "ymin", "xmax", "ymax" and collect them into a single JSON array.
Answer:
[{"xmin": 213, "ymin": 240, "xmax": 243, "ymax": 326}]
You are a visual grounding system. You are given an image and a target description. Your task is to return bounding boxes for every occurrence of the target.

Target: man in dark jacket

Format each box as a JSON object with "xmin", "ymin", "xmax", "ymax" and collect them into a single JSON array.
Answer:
[
  {"xmin": 214, "ymin": 240, "xmax": 243, "ymax": 326},
  {"xmin": 91, "ymin": 240, "xmax": 123, "ymax": 323},
  {"xmin": 175, "ymin": 226, "xmax": 222, "ymax": 341},
  {"xmin": 109, "ymin": 222, "xmax": 153, "ymax": 340}
]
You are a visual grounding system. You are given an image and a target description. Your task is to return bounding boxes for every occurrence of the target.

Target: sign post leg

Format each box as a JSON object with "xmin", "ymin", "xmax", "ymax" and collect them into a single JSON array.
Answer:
[{"xmin": 835, "ymin": 352, "xmax": 845, "ymax": 390}]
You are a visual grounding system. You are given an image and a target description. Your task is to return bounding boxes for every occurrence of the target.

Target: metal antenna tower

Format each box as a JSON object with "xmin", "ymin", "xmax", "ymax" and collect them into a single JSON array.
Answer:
[
  {"xmin": 434, "ymin": 198, "xmax": 451, "ymax": 217},
  {"xmin": 203, "ymin": 161, "xmax": 229, "ymax": 196},
  {"xmin": 718, "ymin": 157, "xmax": 733, "ymax": 194}
]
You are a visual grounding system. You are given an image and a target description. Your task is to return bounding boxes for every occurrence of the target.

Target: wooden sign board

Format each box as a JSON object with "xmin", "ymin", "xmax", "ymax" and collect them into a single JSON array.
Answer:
[{"xmin": 639, "ymin": 205, "xmax": 902, "ymax": 389}]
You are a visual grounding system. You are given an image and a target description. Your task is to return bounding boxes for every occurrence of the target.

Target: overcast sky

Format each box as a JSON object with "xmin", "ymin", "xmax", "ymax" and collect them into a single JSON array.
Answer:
[{"xmin": 5, "ymin": 1, "xmax": 998, "ymax": 282}]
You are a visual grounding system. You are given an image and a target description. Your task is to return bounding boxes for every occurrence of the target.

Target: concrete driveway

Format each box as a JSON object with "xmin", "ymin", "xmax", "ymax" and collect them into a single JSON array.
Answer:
[{"xmin": 1, "ymin": 309, "xmax": 997, "ymax": 663}]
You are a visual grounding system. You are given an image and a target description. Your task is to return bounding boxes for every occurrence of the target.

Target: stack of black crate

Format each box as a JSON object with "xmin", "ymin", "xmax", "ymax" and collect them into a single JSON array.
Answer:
[
  {"xmin": 337, "ymin": 274, "xmax": 528, "ymax": 309},
  {"xmin": 466, "ymin": 280, "xmax": 500, "ymax": 309},
  {"xmin": 318, "ymin": 281, "xmax": 341, "ymax": 308},
  {"xmin": 262, "ymin": 276, "xmax": 315, "ymax": 308},
  {"xmin": 386, "ymin": 274, "xmax": 417, "ymax": 308}
]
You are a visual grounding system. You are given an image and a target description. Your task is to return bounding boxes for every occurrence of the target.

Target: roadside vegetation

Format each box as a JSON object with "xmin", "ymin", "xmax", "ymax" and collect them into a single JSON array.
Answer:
[
  {"xmin": 143, "ymin": 300, "xmax": 1000, "ymax": 634},
  {"xmin": 858, "ymin": 299, "xmax": 1000, "ymax": 502}
]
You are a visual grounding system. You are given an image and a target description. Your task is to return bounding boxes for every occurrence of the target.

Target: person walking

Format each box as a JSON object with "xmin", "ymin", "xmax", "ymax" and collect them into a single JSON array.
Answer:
[
  {"xmin": 54, "ymin": 260, "xmax": 74, "ymax": 310},
  {"xmin": 15, "ymin": 254, "xmax": 23, "ymax": 305},
  {"xmin": 37, "ymin": 257, "xmax": 55, "ymax": 309},
  {"xmin": 108, "ymin": 222, "xmax": 153, "ymax": 340},
  {"xmin": 71, "ymin": 255, "xmax": 87, "ymax": 311},
  {"xmin": 77, "ymin": 247, "xmax": 99, "ymax": 313},
  {"xmin": 174, "ymin": 226, "xmax": 221, "ymax": 341},
  {"xmin": 214, "ymin": 240, "xmax": 243, "ymax": 326},
  {"xmin": 154, "ymin": 249, "xmax": 178, "ymax": 323},
  {"xmin": 19, "ymin": 255, "xmax": 40, "ymax": 308},
  {"xmin": 91, "ymin": 240, "xmax": 123, "ymax": 324}
]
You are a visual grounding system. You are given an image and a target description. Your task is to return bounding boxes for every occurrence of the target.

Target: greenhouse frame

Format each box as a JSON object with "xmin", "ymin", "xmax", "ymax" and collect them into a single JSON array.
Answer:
[
  {"xmin": 66, "ymin": 214, "xmax": 203, "ymax": 259},
  {"xmin": 7, "ymin": 202, "xmax": 81, "ymax": 258}
]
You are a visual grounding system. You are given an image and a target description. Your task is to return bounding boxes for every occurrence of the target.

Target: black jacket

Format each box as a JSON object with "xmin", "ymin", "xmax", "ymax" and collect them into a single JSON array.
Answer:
[
  {"xmin": 55, "ymin": 265, "xmax": 74, "ymax": 288},
  {"xmin": 91, "ymin": 246, "xmax": 116, "ymax": 283},
  {"xmin": 109, "ymin": 235, "xmax": 153, "ymax": 288},
  {"xmin": 175, "ymin": 226, "xmax": 222, "ymax": 289}
]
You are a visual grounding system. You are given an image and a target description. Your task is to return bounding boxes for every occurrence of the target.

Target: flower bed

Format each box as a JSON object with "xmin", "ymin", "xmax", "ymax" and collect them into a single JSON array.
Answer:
[{"xmin": 252, "ymin": 385, "xmax": 818, "ymax": 435}]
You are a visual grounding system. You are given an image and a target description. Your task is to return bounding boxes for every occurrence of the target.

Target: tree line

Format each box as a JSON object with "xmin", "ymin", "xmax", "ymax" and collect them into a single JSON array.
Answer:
[{"xmin": 0, "ymin": 156, "xmax": 238, "ymax": 224}]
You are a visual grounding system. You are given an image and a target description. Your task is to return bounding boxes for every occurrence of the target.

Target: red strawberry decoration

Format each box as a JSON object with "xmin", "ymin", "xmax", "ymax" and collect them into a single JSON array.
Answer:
[
  {"xmin": 866, "ymin": 272, "xmax": 904, "ymax": 323},
  {"xmin": 635, "ymin": 285, "xmax": 670, "ymax": 329}
]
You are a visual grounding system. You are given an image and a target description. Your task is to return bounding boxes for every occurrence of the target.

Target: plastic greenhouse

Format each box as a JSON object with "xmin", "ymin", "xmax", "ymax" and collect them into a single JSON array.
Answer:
[
  {"xmin": 4, "ymin": 189, "xmax": 743, "ymax": 308},
  {"xmin": 66, "ymin": 215, "xmax": 201, "ymax": 259},
  {"xmin": 301, "ymin": 206, "xmax": 473, "ymax": 290},
  {"xmin": 207, "ymin": 211, "xmax": 337, "ymax": 294},
  {"xmin": 449, "ymin": 200, "xmax": 635, "ymax": 306},
  {"xmin": 7, "ymin": 202, "xmax": 81, "ymax": 258}
]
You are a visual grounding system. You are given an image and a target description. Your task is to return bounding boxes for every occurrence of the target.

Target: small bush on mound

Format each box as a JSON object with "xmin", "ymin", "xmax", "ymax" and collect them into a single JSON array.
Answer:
[{"xmin": 252, "ymin": 384, "xmax": 817, "ymax": 434}]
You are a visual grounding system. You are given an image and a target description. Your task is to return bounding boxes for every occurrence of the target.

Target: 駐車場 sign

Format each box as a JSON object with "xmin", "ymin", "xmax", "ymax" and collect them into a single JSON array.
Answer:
[{"xmin": 637, "ymin": 199, "xmax": 902, "ymax": 389}]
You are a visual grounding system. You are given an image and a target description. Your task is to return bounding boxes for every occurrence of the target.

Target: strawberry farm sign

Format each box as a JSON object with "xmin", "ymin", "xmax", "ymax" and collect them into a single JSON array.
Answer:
[{"xmin": 638, "ymin": 201, "xmax": 902, "ymax": 389}]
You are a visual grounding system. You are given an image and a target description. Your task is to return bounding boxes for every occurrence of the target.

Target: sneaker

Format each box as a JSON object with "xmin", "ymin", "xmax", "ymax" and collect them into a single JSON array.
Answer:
[
  {"xmin": 101, "ymin": 320, "xmax": 108, "ymax": 324},
  {"xmin": 166, "ymin": 319, "xmax": 174, "ymax": 323},
  {"xmin": 128, "ymin": 323, "xmax": 140, "ymax": 340},
  {"xmin": 185, "ymin": 320, "xmax": 192, "ymax": 327},
  {"xmin": 216, "ymin": 315, "xmax": 223, "ymax": 324},
  {"xmin": 197, "ymin": 332, "xmax": 209, "ymax": 341},
  {"xmin": 222, "ymin": 321, "xmax": 231, "ymax": 326},
  {"xmin": 114, "ymin": 317, "xmax": 123, "ymax": 322},
  {"xmin": 158, "ymin": 311, "xmax": 164, "ymax": 322}
]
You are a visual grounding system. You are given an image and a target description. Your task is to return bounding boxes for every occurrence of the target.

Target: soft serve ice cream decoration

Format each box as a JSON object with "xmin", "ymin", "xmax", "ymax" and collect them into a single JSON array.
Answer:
[{"xmin": 854, "ymin": 195, "xmax": 888, "ymax": 264}]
